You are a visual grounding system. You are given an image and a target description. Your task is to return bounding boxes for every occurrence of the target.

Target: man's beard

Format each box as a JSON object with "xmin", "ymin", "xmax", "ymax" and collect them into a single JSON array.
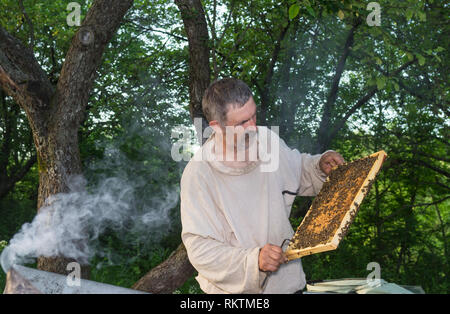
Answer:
[
  {"xmin": 214, "ymin": 125, "xmax": 258, "ymax": 162},
  {"xmin": 230, "ymin": 126, "xmax": 258, "ymax": 162}
]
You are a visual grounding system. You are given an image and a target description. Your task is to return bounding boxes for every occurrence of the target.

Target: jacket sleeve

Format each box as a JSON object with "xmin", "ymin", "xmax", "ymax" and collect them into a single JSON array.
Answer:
[
  {"xmin": 280, "ymin": 137, "xmax": 334, "ymax": 196},
  {"xmin": 296, "ymin": 150, "xmax": 333, "ymax": 196},
  {"xmin": 183, "ymin": 234, "xmax": 263, "ymax": 293},
  {"xmin": 180, "ymin": 163, "xmax": 264, "ymax": 293}
]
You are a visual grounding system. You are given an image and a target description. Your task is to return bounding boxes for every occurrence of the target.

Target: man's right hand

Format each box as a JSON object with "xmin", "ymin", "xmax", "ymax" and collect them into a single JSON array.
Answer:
[{"xmin": 258, "ymin": 244, "xmax": 287, "ymax": 272}]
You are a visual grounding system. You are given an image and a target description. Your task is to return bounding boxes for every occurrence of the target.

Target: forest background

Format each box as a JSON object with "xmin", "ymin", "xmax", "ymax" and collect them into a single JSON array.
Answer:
[{"xmin": 0, "ymin": 0, "xmax": 448, "ymax": 293}]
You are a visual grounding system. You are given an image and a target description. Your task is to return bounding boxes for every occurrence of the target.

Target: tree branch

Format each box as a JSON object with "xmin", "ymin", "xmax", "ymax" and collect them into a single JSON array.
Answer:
[
  {"xmin": 18, "ymin": 0, "xmax": 35, "ymax": 50},
  {"xmin": 174, "ymin": 0, "xmax": 210, "ymax": 135},
  {"xmin": 53, "ymin": 0, "xmax": 134, "ymax": 128},
  {"xmin": 131, "ymin": 0, "xmax": 211, "ymax": 294},
  {"xmin": 207, "ymin": 1, "xmax": 236, "ymax": 79},
  {"xmin": 315, "ymin": 19, "xmax": 361, "ymax": 153},
  {"xmin": 414, "ymin": 151, "xmax": 450, "ymax": 163},
  {"xmin": 0, "ymin": 89, "xmax": 12, "ymax": 164},
  {"xmin": 132, "ymin": 243, "xmax": 195, "ymax": 293},
  {"xmin": 258, "ymin": 20, "xmax": 291, "ymax": 125},
  {"xmin": 323, "ymin": 58, "xmax": 417, "ymax": 150},
  {"xmin": 413, "ymin": 159, "xmax": 450, "ymax": 178},
  {"xmin": 367, "ymin": 54, "xmax": 449, "ymax": 118},
  {"xmin": 0, "ymin": 154, "xmax": 36, "ymax": 199},
  {"xmin": 215, "ymin": 18, "xmax": 252, "ymax": 76},
  {"xmin": 124, "ymin": 19, "xmax": 188, "ymax": 42},
  {"xmin": 381, "ymin": 195, "xmax": 450, "ymax": 224},
  {"xmin": 325, "ymin": 21, "xmax": 361, "ymax": 111},
  {"xmin": 0, "ymin": 27, "xmax": 54, "ymax": 131}
]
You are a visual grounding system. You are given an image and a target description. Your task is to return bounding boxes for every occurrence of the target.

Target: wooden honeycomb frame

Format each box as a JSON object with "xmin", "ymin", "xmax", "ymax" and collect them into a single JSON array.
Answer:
[{"xmin": 285, "ymin": 150, "xmax": 387, "ymax": 261}]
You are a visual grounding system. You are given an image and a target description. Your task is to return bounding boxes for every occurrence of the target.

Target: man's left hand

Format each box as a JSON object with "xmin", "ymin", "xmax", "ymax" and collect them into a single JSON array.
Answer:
[{"xmin": 319, "ymin": 151, "xmax": 345, "ymax": 176}]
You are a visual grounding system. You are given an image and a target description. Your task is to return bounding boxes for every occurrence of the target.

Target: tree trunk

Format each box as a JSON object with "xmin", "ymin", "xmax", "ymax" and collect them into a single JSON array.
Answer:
[
  {"xmin": 175, "ymin": 0, "xmax": 211, "ymax": 142},
  {"xmin": 279, "ymin": 18, "xmax": 299, "ymax": 142},
  {"xmin": 132, "ymin": 243, "xmax": 195, "ymax": 293},
  {"xmin": 314, "ymin": 20, "xmax": 360, "ymax": 154},
  {"xmin": 256, "ymin": 21, "xmax": 290, "ymax": 127},
  {"xmin": 0, "ymin": 0, "xmax": 134, "ymax": 277},
  {"xmin": 131, "ymin": 0, "xmax": 211, "ymax": 293}
]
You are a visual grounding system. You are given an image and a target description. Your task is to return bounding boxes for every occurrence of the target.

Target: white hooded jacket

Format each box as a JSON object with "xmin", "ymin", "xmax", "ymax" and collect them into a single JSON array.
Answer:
[{"xmin": 180, "ymin": 126, "xmax": 330, "ymax": 293}]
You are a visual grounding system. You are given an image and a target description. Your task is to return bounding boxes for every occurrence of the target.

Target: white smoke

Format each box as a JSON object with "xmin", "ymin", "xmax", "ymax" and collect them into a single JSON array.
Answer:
[
  {"xmin": 0, "ymin": 58, "xmax": 191, "ymax": 274},
  {"xmin": 0, "ymin": 174, "xmax": 179, "ymax": 273},
  {"xmin": 1, "ymin": 108, "xmax": 183, "ymax": 274}
]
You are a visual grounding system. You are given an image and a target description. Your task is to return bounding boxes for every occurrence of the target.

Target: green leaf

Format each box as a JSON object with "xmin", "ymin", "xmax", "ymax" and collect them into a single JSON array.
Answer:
[
  {"xmin": 416, "ymin": 54, "xmax": 425, "ymax": 66},
  {"xmin": 338, "ymin": 10, "xmax": 345, "ymax": 20},
  {"xmin": 394, "ymin": 82, "xmax": 400, "ymax": 92},
  {"xmin": 406, "ymin": 52, "xmax": 414, "ymax": 61},
  {"xmin": 306, "ymin": 6, "xmax": 316, "ymax": 17},
  {"xmin": 376, "ymin": 77, "xmax": 386, "ymax": 90},
  {"xmin": 289, "ymin": 3, "xmax": 300, "ymax": 20},
  {"xmin": 417, "ymin": 11, "xmax": 426, "ymax": 22},
  {"xmin": 368, "ymin": 77, "xmax": 377, "ymax": 87},
  {"xmin": 406, "ymin": 9, "xmax": 414, "ymax": 21}
]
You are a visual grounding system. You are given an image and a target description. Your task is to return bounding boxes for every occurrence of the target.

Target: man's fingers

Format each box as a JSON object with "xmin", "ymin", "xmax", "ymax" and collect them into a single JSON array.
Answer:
[
  {"xmin": 267, "ymin": 246, "xmax": 283, "ymax": 259},
  {"xmin": 335, "ymin": 154, "xmax": 345, "ymax": 165},
  {"xmin": 327, "ymin": 154, "xmax": 345, "ymax": 167},
  {"xmin": 270, "ymin": 247, "xmax": 285, "ymax": 261},
  {"xmin": 263, "ymin": 260, "xmax": 281, "ymax": 272},
  {"xmin": 319, "ymin": 151, "xmax": 346, "ymax": 175},
  {"xmin": 334, "ymin": 153, "xmax": 345, "ymax": 164},
  {"xmin": 268, "ymin": 245, "xmax": 283, "ymax": 254},
  {"xmin": 259, "ymin": 244, "xmax": 286, "ymax": 272},
  {"xmin": 262, "ymin": 264, "xmax": 278, "ymax": 272},
  {"xmin": 268, "ymin": 252, "xmax": 284, "ymax": 264},
  {"xmin": 260, "ymin": 258, "xmax": 280, "ymax": 272}
]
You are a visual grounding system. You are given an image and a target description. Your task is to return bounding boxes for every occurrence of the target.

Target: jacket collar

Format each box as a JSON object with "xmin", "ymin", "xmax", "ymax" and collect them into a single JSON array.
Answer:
[{"xmin": 202, "ymin": 132, "xmax": 261, "ymax": 176}]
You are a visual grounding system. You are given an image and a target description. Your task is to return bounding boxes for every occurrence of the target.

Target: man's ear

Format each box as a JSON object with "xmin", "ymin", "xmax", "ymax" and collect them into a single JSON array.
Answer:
[{"xmin": 209, "ymin": 120, "xmax": 222, "ymax": 134}]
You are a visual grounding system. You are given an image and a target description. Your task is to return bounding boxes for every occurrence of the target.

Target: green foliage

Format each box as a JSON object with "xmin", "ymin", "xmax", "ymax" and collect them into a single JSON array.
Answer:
[
  {"xmin": 0, "ymin": 0, "xmax": 448, "ymax": 294},
  {"xmin": 0, "ymin": 241, "xmax": 6, "ymax": 290},
  {"xmin": 90, "ymin": 242, "xmax": 173, "ymax": 288},
  {"xmin": 288, "ymin": 3, "xmax": 300, "ymax": 20}
]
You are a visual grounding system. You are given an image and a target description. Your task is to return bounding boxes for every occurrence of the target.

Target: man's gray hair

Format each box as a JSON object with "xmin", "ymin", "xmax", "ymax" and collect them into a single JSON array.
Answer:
[{"xmin": 202, "ymin": 78, "xmax": 253, "ymax": 125}]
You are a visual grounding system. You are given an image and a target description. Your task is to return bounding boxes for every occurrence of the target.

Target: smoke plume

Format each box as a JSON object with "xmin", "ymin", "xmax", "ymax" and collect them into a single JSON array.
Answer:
[{"xmin": 1, "ymin": 111, "xmax": 183, "ymax": 273}]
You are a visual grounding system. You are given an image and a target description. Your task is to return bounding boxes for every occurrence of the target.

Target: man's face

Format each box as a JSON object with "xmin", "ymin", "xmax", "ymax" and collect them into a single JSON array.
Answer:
[
  {"xmin": 209, "ymin": 96, "xmax": 258, "ymax": 159},
  {"xmin": 224, "ymin": 96, "xmax": 258, "ymax": 157},
  {"xmin": 224, "ymin": 96, "xmax": 257, "ymax": 130}
]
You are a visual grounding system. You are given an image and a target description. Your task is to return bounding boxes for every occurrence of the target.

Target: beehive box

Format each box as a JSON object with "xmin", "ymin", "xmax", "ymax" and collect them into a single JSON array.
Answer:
[{"xmin": 285, "ymin": 150, "xmax": 387, "ymax": 261}]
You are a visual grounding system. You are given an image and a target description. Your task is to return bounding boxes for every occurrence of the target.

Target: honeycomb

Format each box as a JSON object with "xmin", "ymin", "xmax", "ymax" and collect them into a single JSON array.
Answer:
[{"xmin": 286, "ymin": 151, "xmax": 386, "ymax": 260}]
